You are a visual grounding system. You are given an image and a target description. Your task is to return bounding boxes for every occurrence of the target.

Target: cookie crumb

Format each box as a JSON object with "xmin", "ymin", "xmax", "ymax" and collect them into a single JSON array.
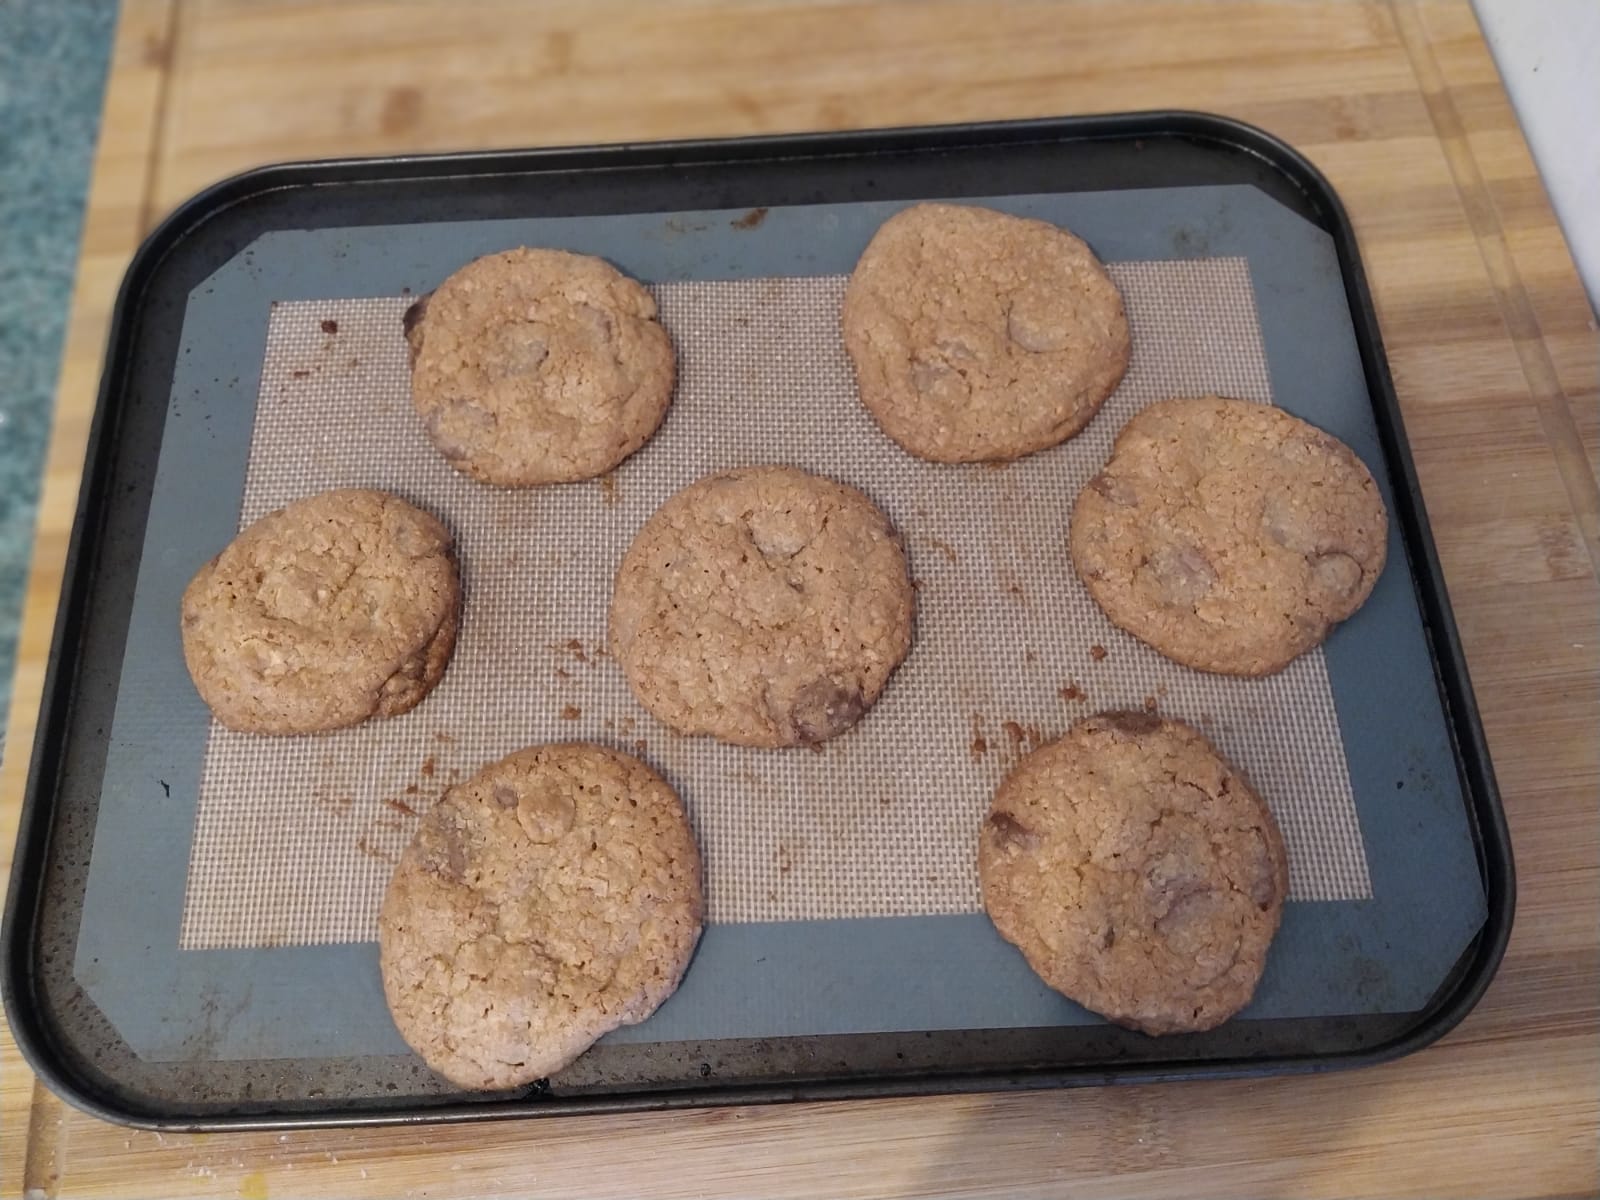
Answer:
[
  {"xmin": 421, "ymin": 756, "xmax": 436, "ymax": 778},
  {"xmin": 970, "ymin": 734, "xmax": 988, "ymax": 760},
  {"xmin": 321, "ymin": 318, "xmax": 338, "ymax": 335},
  {"xmin": 404, "ymin": 783, "xmax": 420, "ymax": 795},
  {"xmin": 566, "ymin": 639, "xmax": 588, "ymax": 663},
  {"xmin": 1090, "ymin": 644, "xmax": 1108, "ymax": 661},
  {"xmin": 1002, "ymin": 720, "xmax": 1026, "ymax": 747},
  {"xmin": 383, "ymin": 797, "xmax": 418, "ymax": 817},
  {"xmin": 1143, "ymin": 695, "xmax": 1159, "ymax": 712},
  {"xmin": 633, "ymin": 738, "xmax": 648, "ymax": 753},
  {"xmin": 560, "ymin": 704, "xmax": 582, "ymax": 720},
  {"xmin": 599, "ymin": 474, "xmax": 619, "ymax": 506},
  {"xmin": 1059, "ymin": 683, "xmax": 1085, "ymax": 702},
  {"xmin": 291, "ymin": 369, "xmax": 310, "ymax": 379}
]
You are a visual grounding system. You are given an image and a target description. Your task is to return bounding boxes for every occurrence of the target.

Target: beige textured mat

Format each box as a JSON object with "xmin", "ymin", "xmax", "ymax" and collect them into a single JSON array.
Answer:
[{"xmin": 179, "ymin": 258, "xmax": 1372, "ymax": 949}]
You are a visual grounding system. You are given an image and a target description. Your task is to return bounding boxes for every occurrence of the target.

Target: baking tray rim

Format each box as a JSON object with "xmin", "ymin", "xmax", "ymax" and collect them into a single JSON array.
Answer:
[{"xmin": 0, "ymin": 109, "xmax": 1515, "ymax": 1130}]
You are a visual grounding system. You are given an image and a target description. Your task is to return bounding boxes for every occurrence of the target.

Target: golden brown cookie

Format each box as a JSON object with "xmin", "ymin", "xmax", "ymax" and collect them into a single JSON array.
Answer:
[
  {"xmin": 180, "ymin": 489, "xmax": 459, "ymax": 735},
  {"xmin": 978, "ymin": 711, "xmax": 1288, "ymax": 1035},
  {"xmin": 406, "ymin": 248, "xmax": 675, "ymax": 486},
  {"xmin": 608, "ymin": 465, "xmax": 915, "ymax": 748},
  {"xmin": 1071, "ymin": 396, "xmax": 1388, "ymax": 676},
  {"xmin": 379, "ymin": 744, "xmax": 703, "ymax": 1090},
  {"xmin": 841, "ymin": 203, "xmax": 1130, "ymax": 463}
]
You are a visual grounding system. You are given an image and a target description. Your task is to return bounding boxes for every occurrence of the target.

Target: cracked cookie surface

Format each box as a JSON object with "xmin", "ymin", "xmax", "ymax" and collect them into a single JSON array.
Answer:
[
  {"xmin": 842, "ymin": 203, "xmax": 1129, "ymax": 462},
  {"xmin": 978, "ymin": 711, "xmax": 1288, "ymax": 1035},
  {"xmin": 180, "ymin": 488, "xmax": 460, "ymax": 734},
  {"xmin": 608, "ymin": 465, "xmax": 915, "ymax": 748},
  {"xmin": 379, "ymin": 743, "xmax": 703, "ymax": 1090},
  {"xmin": 407, "ymin": 247, "xmax": 675, "ymax": 486},
  {"xmin": 1071, "ymin": 395, "xmax": 1388, "ymax": 675}
]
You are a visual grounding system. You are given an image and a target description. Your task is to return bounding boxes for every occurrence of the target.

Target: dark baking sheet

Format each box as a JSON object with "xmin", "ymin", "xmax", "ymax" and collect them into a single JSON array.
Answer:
[{"xmin": 1, "ymin": 113, "xmax": 1513, "ymax": 1129}]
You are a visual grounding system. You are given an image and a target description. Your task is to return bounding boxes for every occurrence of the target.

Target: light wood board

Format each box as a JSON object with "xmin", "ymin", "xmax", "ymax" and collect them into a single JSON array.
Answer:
[{"xmin": 2, "ymin": 2, "xmax": 1596, "ymax": 1196}]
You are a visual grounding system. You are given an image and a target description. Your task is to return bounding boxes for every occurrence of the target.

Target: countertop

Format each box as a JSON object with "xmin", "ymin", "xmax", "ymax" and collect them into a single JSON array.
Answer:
[{"xmin": 2, "ymin": 2, "xmax": 1596, "ymax": 1196}]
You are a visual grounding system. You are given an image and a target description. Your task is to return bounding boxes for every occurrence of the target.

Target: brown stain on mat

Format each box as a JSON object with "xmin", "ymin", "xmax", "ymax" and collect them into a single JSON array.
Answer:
[
  {"xmin": 560, "ymin": 704, "xmax": 582, "ymax": 720},
  {"xmin": 731, "ymin": 206, "xmax": 769, "ymax": 230},
  {"xmin": 1090, "ymin": 644, "xmax": 1108, "ymax": 661},
  {"xmin": 552, "ymin": 637, "xmax": 591, "ymax": 664},
  {"xmin": 969, "ymin": 714, "xmax": 988, "ymax": 761},
  {"xmin": 355, "ymin": 835, "xmax": 395, "ymax": 864},
  {"xmin": 926, "ymin": 535, "xmax": 958, "ymax": 564},
  {"xmin": 1059, "ymin": 682, "xmax": 1085, "ymax": 702},
  {"xmin": 420, "ymin": 755, "xmax": 436, "ymax": 778},
  {"xmin": 1002, "ymin": 721, "xmax": 1043, "ymax": 751},
  {"xmin": 383, "ymin": 797, "xmax": 418, "ymax": 817},
  {"xmin": 320, "ymin": 318, "xmax": 338, "ymax": 335},
  {"xmin": 313, "ymin": 791, "xmax": 352, "ymax": 815}
]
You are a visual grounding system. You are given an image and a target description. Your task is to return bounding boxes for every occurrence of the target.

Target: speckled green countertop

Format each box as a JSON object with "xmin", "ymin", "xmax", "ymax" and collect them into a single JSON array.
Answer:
[{"xmin": 0, "ymin": 0, "xmax": 117, "ymax": 736}]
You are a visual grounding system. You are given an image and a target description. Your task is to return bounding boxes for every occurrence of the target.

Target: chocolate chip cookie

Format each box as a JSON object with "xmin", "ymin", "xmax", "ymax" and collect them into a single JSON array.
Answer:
[
  {"xmin": 407, "ymin": 248, "xmax": 675, "ymax": 486},
  {"xmin": 842, "ymin": 203, "xmax": 1130, "ymax": 462},
  {"xmin": 379, "ymin": 743, "xmax": 703, "ymax": 1090},
  {"xmin": 978, "ymin": 711, "xmax": 1289, "ymax": 1035},
  {"xmin": 1071, "ymin": 395, "xmax": 1388, "ymax": 675},
  {"xmin": 609, "ymin": 465, "xmax": 915, "ymax": 748},
  {"xmin": 180, "ymin": 488, "xmax": 460, "ymax": 735}
]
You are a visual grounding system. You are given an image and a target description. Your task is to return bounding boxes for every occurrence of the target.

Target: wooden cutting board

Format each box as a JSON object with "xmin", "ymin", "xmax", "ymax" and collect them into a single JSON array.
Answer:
[{"xmin": 3, "ymin": 2, "xmax": 1595, "ymax": 1196}]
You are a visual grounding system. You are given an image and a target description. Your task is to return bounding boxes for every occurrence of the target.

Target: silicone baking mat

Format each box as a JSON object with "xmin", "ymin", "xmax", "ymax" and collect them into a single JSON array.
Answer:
[{"xmin": 179, "ymin": 261, "xmax": 1370, "ymax": 950}]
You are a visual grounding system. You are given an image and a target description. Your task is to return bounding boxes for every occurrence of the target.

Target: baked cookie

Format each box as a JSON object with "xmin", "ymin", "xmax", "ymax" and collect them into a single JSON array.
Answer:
[
  {"xmin": 842, "ymin": 203, "xmax": 1129, "ymax": 463},
  {"xmin": 406, "ymin": 248, "xmax": 675, "ymax": 486},
  {"xmin": 180, "ymin": 489, "xmax": 460, "ymax": 735},
  {"xmin": 1071, "ymin": 396, "xmax": 1388, "ymax": 676},
  {"xmin": 609, "ymin": 465, "xmax": 914, "ymax": 748},
  {"xmin": 379, "ymin": 744, "xmax": 703, "ymax": 1090},
  {"xmin": 978, "ymin": 711, "xmax": 1288, "ymax": 1035}
]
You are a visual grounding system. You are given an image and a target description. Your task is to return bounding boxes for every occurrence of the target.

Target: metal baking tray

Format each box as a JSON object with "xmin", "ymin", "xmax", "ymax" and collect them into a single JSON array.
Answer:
[{"xmin": 1, "ymin": 113, "xmax": 1513, "ymax": 1129}]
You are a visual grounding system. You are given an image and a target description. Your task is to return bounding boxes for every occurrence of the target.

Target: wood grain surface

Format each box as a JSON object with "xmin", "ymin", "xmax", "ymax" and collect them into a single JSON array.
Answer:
[{"xmin": 3, "ymin": 2, "xmax": 1596, "ymax": 1196}]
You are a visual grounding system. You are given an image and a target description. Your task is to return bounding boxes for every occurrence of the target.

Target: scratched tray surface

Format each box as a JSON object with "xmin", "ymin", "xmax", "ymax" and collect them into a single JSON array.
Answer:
[{"xmin": 17, "ymin": 129, "xmax": 1495, "ymax": 1121}]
